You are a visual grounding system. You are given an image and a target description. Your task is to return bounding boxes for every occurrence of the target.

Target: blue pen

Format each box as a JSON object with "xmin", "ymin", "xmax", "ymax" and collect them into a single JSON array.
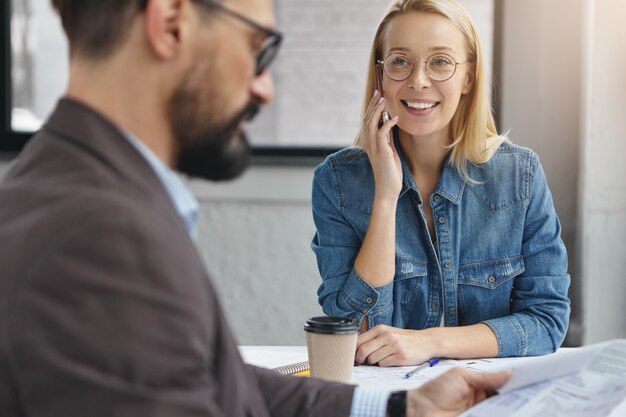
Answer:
[{"xmin": 404, "ymin": 358, "xmax": 440, "ymax": 379}]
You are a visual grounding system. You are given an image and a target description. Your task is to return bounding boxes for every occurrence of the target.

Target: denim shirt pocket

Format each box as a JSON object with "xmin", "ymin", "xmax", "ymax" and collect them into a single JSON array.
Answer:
[
  {"xmin": 457, "ymin": 255, "xmax": 525, "ymax": 325},
  {"xmin": 395, "ymin": 256, "xmax": 428, "ymax": 323}
]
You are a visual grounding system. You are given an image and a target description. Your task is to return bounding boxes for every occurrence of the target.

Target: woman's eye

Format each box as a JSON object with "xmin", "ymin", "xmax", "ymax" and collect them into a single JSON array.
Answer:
[
  {"xmin": 431, "ymin": 56, "xmax": 453, "ymax": 67},
  {"xmin": 390, "ymin": 57, "xmax": 409, "ymax": 66}
]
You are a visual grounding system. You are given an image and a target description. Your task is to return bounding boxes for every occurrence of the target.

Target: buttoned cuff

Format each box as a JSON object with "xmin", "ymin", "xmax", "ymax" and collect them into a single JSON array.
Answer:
[
  {"xmin": 482, "ymin": 316, "xmax": 527, "ymax": 357},
  {"xmin": 339, "ymin": 269, "xmax": 394, "ymax": 328}
]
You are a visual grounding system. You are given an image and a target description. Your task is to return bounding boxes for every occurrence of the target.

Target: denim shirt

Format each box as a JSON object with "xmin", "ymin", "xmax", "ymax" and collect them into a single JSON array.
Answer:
[{"xmin": 311, "ymin": 141, "xmax": 571, "ymax": 357}]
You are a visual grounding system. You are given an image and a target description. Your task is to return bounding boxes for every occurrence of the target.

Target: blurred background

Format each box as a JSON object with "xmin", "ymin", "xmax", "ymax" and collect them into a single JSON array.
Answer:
[{"xmin": 2, "ymin": 0, "xmax": 625, "ymax": 346}]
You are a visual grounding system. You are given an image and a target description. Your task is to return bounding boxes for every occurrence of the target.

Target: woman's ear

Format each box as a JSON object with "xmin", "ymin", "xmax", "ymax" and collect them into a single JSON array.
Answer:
[
  {"xmin": 144, "ymin": 0, "xmax": 186, "ymax": 60},
  {"xmin": 461, "ymin": 63, "xmax": 475, "ymax": 95}
]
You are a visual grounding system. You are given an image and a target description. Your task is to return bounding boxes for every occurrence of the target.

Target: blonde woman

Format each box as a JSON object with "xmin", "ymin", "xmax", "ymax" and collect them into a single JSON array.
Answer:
[{"xmin": 311, "ymin": 0, "xmax": 570, "ymax": 366}]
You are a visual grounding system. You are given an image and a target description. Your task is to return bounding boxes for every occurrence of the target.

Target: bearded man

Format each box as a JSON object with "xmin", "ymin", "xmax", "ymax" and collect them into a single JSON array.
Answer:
[{"xmin": 0, "ymin": 1, "xmax": 509, "ymax": 416}]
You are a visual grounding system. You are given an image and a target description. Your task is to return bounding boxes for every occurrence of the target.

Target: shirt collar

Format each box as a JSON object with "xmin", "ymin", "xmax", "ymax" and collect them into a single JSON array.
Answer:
[
  {"xmin": 394, "ymin": 134, "xmax": 465, "ymax": 205},
  {"xmin": 122, "ymin": 131, "xmax": 200, "ymax": 239}
]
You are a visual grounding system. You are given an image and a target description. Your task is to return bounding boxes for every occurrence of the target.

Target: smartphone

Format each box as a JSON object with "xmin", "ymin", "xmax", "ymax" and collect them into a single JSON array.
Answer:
[{"xmin": 376, "ymin": 65, "xmax": 390, "ymax": 124}]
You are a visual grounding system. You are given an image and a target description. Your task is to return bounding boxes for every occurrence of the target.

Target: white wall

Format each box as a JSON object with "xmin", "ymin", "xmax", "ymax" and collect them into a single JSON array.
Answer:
[
  {"xmin": 579, "ymin": 0, "xmax": 626, "ymax": 344},
  {"xmin": 478, "ymin": 0, "xmax": 626, "ymax": 345},
  {"xmin": 499, "ymin": 0, "xmax": 585, "ymax": 344},
  {"xmin": 190, "ymin": 166, "xmax": 323, "ymax": 345}
]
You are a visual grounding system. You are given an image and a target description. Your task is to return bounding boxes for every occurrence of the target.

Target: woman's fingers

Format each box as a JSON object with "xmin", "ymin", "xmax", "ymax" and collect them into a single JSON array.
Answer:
[
  {"xmin": 377, "ymin": 114, "xmax": 399, "ymax": 145},
  {"xmin": 365, "ymin": 343, "xmax": 398, "ymax": 365},
  {"xmin": 363, "ymin": 90, "xmax": 383, "ymax": 126},
  {"xmin": 378, "ymin": 353, "xmax": 409, "ymax": 367},
  {"xmin": 357, "ymin": 324, "xmax": 389, "ymax": 346},
  {"xmin": 355, "ymin": 326, "xmax": 388, "ymax": 364}
]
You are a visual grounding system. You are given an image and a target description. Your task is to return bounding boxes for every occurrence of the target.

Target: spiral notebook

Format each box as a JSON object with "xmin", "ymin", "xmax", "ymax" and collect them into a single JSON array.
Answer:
[
  {"xmin": 239, "ymin": 346, "xmax": 310, "ymax": 377},
  {"xmin": 273, "ymin": 360, "xmax": 309, "ymax": 376}
]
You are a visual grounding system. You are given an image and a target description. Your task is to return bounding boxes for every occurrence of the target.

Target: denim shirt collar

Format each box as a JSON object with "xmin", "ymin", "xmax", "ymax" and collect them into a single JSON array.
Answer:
[
  {"xmin": 121, "ymin": 131, "xmax": 200, "ymax": 240},
  {"xmin": 394, "ymin": 133, "xmax": 465, "ymax": 205}
]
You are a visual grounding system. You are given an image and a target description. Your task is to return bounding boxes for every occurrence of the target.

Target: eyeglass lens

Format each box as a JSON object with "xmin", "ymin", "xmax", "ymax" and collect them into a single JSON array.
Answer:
[
  {"xmin": 383, "ymin": 53, "xmax": 458, "ymax": 82},
  {"xmin": 256, "ymin": 35, "xmax": 281, "ymax": 75}
]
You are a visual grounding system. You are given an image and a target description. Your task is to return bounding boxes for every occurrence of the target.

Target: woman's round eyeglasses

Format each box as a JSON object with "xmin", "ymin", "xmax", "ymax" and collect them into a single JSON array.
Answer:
[{"xmin": 377, "ymin": 53, "xmax": 467, "ymax": 82}]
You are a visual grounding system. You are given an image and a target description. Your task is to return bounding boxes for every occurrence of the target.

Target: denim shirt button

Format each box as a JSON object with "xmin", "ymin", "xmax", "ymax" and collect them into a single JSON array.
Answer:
[
  {"xmin": 434, "ymin": 195, "xmax": 441, "ymax": 202},
  {"xmin": 448, "ymin": 308, "xmax": 455, "ymax": 314},
  {"xmin": 363, "ymin": 296, "xmax": 373, "ymax": 304},
  {"xmin": 444, "ymin": 261, "xmax": 452, "ymax": 269},
  {"xmin": 433, "ymin": 302, "xmax": 439, "ymax": 310},
  {"xmin": 488, "ymin": 275, "xmax": 496, "ymax": 284},
  {"xmin": 438, "ymin": 217, "xmax": 446, "ymax": 224}
]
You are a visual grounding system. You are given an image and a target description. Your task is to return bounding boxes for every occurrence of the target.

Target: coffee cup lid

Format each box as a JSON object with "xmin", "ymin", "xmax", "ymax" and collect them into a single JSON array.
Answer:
[{"xmin": 304, "ymin": 316, "xmax": 358, "ymax": 334}]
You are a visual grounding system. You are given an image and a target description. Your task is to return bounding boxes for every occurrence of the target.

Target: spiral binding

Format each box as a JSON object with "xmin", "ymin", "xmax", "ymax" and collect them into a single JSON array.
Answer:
[{"xmin": 273, "ymin": 361, "xmax": 310, "ymax": 375}]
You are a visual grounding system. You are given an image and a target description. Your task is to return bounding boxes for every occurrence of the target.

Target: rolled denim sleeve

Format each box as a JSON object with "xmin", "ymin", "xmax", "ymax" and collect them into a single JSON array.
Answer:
[
  {"xmin": 311, "ymin": 162, "xmax": 394, "ymax": 327},
  {"xmin": 483, "ymin": 153, "xmax": 571, "ymax": 357}
]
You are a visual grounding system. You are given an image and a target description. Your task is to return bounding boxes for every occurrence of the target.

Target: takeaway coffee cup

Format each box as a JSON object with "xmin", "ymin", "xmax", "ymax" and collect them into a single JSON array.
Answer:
[{"xmin": 304, "ymin": 316, "xmax": 358, "ymax": 383}]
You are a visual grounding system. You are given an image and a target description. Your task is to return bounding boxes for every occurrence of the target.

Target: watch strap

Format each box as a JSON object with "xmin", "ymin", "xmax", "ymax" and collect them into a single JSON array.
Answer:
[{"xmin": 387, "ymin": 390, "xmax": 406, "ymax": 417}]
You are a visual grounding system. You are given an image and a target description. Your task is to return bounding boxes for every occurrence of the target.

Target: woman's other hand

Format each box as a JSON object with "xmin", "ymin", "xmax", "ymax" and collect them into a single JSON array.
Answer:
[{"xmin": 355, "ymin": 324, "xmax": 436, "ymax": 366}]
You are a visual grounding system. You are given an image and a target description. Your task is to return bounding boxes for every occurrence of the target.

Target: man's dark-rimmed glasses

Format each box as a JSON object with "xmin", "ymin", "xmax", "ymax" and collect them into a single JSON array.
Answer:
[{"xmin": 197, "ymin": 0, "xmax": 283, "ymax": 76}]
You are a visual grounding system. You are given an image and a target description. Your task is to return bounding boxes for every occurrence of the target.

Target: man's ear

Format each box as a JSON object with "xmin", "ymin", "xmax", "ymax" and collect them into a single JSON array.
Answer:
[{"xmin": 144, "ymin": 0, "xmax": 186, "ymax": 60}]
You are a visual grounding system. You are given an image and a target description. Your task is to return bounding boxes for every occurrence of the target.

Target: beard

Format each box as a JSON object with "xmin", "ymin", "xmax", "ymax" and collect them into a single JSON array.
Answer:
[{"xmin": 168, "ymin": 66, "xmax": 259, "ymax": 181}]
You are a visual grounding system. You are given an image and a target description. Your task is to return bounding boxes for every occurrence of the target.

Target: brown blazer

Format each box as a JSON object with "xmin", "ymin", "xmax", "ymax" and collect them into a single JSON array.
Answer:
[{"xmin": 0, "ymin": 99, "xmax": 355, "ymax": 417}]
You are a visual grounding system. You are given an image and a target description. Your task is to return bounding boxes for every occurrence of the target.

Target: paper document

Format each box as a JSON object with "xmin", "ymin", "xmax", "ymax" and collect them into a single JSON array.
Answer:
[
  {"xmin": 240, "ymin": 340, "xmax": 626, "ymax": 417},
  {"xmin": 461, "ymin": 339, "xmax": 626, "ymax": 417},
  {"xmin": 493, "ymin": 344, "xmax": 598, "ymax": 393},
  {"xmin": 351, "ymin": 357, "xmax": 518, "ymax": 390}
]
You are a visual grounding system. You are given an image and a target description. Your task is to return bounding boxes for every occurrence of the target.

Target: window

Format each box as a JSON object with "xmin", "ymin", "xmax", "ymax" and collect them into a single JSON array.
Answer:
[{"xmin": 2, "ymin": 0, "xmax": 496, "ymax": 155}]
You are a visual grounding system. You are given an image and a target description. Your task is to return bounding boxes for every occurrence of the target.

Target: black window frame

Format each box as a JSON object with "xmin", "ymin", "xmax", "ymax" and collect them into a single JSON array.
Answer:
[
  {"xmin": 0, "ymin": 1, "xmax": 341, "ymax": 161},
  {"xmin": 1, "ymin": 0, "xmax": 31, "ymax": 152}
]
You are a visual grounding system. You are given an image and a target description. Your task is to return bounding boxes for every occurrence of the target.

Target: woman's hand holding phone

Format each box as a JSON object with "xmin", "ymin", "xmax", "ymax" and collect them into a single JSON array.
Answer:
[
  {"xmin": 353, "ymin": 75, "xmax": 403, "ymax": 296},
  {"xmin": 376, "ymin": 65, "xmax": 392, "ymax": 128},
  {"xmin": 382, "ymin": 109, "xmax": 390, "ymax": 124},
  {"xmin": 361, "ymin": 88, "xmax": 402, "ymax": 201}
]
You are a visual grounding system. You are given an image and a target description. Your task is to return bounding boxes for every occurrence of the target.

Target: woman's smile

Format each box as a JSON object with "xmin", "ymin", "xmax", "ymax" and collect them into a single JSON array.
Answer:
[{"xmin": 401, "ymin": 99, "xmax": 441, "ymax": 116}]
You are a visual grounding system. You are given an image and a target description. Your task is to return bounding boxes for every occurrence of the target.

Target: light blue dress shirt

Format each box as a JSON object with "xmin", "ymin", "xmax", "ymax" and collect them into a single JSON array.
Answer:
[
  {"xmin": 123, "ymin": 132, "xmax": 200, "ymax": 238},
  {"xmin": 123, "ymin": 132, "xmax": 389, "ymax": 417},
  {"xmin": 350, "ymin": 387, "xmax": 389, "ymax": 417}
]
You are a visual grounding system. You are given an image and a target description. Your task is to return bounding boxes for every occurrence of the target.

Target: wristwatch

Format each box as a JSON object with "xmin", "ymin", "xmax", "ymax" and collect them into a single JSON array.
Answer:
[{"xmin": 386, "ymin": 390, "xmax": 406, "ymax": 417}]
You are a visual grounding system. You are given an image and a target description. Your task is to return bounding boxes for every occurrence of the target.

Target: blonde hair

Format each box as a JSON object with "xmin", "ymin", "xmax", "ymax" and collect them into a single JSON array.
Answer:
[{"xmin": 355, "ymin": 0, "xmax": 505, "ymax": 179}]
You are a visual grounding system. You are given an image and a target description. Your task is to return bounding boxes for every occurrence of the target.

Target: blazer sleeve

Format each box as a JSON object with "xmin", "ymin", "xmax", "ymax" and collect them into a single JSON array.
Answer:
[
  {"xmin": 7, "ymin": 205, "xmax": 225, "ymax": 417},
  {"xmin": 246, "ymin": 365, "xmax": 355, "ymax": 417}
]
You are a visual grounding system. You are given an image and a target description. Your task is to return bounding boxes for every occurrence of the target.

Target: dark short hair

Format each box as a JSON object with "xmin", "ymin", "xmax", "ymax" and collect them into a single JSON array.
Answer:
[{"xmin": 51, "ymin": 0, "xmax": 149, "ymax": 59}]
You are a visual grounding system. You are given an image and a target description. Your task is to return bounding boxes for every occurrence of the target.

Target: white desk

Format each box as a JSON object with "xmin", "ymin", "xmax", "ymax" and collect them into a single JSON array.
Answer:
[
  {"xmin": 240, "ymin": 342, "xmax": 626, "ymax": 417},
  {"xmin": 239, "ymin": 345, "xmax": 525, "ymax": 390}
]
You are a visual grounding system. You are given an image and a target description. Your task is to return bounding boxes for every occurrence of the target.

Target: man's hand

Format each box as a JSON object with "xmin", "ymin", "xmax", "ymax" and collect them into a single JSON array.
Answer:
[{"xmin": 407, "ymin": 368, "xmax": 511, "ymax": 417}]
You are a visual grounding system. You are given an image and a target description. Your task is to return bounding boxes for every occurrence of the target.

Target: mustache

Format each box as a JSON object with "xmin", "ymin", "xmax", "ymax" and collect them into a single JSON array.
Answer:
[
  {"xmin": 212, "ymin": 101, "xmax": 260, "ymax": 143},
  {"xmin": 175, "ymin": 100, "xmax": 260, "ymax": 181},
  {"xmin": 185, "ymin": 100, "xmax": 260, "ymax": 150}
]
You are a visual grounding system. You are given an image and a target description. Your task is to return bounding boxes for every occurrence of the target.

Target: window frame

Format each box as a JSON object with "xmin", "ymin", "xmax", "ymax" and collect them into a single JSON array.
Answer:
[
  {"xmin": 0, "ymin": 1, "xmax": 342, "ymax": 160},
  {"xmin": 1, "ymin": 0, "xmax": 31, "ymax": 152}
]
